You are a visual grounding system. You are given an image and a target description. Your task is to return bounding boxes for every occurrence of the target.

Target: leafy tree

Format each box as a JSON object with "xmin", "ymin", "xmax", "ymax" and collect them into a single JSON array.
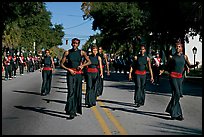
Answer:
[
  {"xmin": 81, "ymin": 2, "xmax": 146, "ymax": 56},
  {"xmin": 2, "ymin": 2, "xmax": 65, "ymax": 56}
]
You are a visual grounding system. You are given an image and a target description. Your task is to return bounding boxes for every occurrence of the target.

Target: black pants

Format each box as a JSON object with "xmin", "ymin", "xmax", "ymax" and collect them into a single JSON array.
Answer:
[
  {"xmin": 97, "ymin": 76, "xmax": 103, "ymax": 96},
  {"xmin": 4, "ymin": 65, "xmax": 12, "ymax": 79},
  {"xmin": 97, "ymin": 68, "xmax": 105, "ymax": 96},
  {"xmin": 85, "ymin": 72, "xmax": 98, "ymax": 107},
  {"xmin": 41, "ymin": 70, "xmax": 52, "ymax": 95},
  {"xmin": 19, "ymin": 63, "xmax": 24, "ymax": 74},
  {"xmin": 165, "ymin": 77, "xmax": 183, "ymax": 118},
  {"xmin": 12, "ymin": 64, "xmax": 18, "ymax": 76},
  {"xmin": 152, "ymin": 67, "xmax": 161, "ymax": 85},
  {"xmin": 133, "ymin": 74, "xmax": 146, "ymax": 105},
  {"xmin": 65, "ymin": 73, "xmax": 83, "ymax": 115}
]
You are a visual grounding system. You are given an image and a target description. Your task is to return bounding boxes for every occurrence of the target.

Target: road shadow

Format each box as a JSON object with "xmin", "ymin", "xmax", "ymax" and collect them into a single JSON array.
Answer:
[
  {"xmin": 14, "ymin": 105, "xmax": 75, "ymax": 120},
  {"xmin": 52, "ymin": 71, "xmax": 67, "ymax": 77},
  {"xmin": 100, "ymin": 105, "xmax": 171, "ymax": 120},
  {"xmin": 149, "ymin": 123, "xmax": 202, "ymax": 135},
  {"xmin": 104, "ymin": 72, "xmax": 129, "ymax": 82},
  {"xmin": 41, "ymin": 99, "xmax": 87, "ymax": 108},
  {"xmin": 52, "ymin": 86, "xmax": 68, "ymax": 90},
  {"xmin": 13, "ymin": 90, "xmax": 41, "ymax": 96},
  {"xmin": 97, "ymin": 99, "xmax": 134, "ymax": 107},
  {"xmin": 55, "ymin": 90, "xmax": 68, "ymax": 94},
  {"xmin": 104, "ymin": 73, "xmax": 202, "ymax": 97},
  {"xmin": 56, "ymin": 80, "xmax": 67, "ymax": 83},
  {"xmin": 42, "ymin": 98, "xmax": 67, "ymax": 104},
  {"xmin": 104, "ymin": 84, "xmax": 134, "ymax": 91}
]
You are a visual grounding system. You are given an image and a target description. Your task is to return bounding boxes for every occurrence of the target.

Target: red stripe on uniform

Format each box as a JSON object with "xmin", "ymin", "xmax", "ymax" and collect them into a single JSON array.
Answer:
[
  {"xmin": 135, "ymin": 70, "xmax": 146, "ymax": 75},
  {"xmin": 170, "ymin": 71, "xmax": 182, "ymax": 78},
  {"xmin": 87, "ymin": 68, "xmax": 98, "ymax": 73}
]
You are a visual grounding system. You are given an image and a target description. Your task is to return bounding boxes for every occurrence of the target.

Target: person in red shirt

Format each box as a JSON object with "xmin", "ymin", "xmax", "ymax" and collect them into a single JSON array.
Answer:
[
  {"xmin": 3, "ymin": 52, "xmax": 13, "ymax": 80},
  {"xmin": 152, "ymin": 52, "xmax": 164, "ymax": 91},
  {"xmin": 18, "ymin": 53, "xmax": 25, "ymax": 75}
]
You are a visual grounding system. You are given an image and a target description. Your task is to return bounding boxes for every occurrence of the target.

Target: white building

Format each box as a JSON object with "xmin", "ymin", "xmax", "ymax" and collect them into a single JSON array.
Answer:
[{"xmin": 185, "ymin": 34, "xmax": 202, "ymax": 68}]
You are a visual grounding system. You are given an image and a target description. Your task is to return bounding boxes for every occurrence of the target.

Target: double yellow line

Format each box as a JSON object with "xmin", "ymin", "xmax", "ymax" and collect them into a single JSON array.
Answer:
[{"xmin": 82, "ymin": 83, "xmax": 128, "ymax": 135}]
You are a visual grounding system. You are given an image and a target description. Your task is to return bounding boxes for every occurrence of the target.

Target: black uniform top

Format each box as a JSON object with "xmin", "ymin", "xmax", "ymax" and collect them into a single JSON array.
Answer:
[
  {"xmin": 98, "ymin": 53, "xmax": 106, "ymax": 66},
  {"xmin": 170, "ymin": 53, "xmax": 186, "ymax": 74},
  {"xmin": 66, "ymin": 49, "xmax": 82, "ymax": 68},
  {"xmin": 88, "ymin": 54, "xmax": 99, "ymax": 68},
  {"xmin": 132, "ymin": 54, "xmax": 147, "ymax": 71},
  {"xmin": 42, "ymin": 55, "xmax": 52, "ymax": 67}
]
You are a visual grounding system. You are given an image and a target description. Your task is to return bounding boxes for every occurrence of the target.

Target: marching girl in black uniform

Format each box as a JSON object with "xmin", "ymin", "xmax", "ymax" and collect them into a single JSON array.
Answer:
[
  {"xmin": 165, "ymin": 42, "xmax": 199, "ymax": 120},
  {"xmin": 129, "ymin": 45, "xmax": 154, "ymax": 107},
  {"xmin": 60, "ymin": 38, "xmax": 91, "ymax": 119},
  {"xmin": 85, "ymin": 45, "xmax": 103, "ymax": 108},
  {"xmin": 97, "ymin": 46, "xmax": 110, "ymax": 96},
  {"xmin": 40, "ymin": 49, "xmax": 55, "ymax": 96}
]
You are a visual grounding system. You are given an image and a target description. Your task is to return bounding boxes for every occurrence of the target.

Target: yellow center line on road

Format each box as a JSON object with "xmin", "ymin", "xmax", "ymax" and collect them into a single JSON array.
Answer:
[
  {"xmin": 97, "ymin": 100, "xmax": 128, "ymax": 135},
  {"xmin": 82, "ymin": 83, "xmax": 112, "ymax": 135},
  {"xmin": 82, "ymin": 82, "xmax": 128, "ymax": 135},
  {"xmin": 91, "ymin": 106, "xmax": 112, "ymax": 135}
]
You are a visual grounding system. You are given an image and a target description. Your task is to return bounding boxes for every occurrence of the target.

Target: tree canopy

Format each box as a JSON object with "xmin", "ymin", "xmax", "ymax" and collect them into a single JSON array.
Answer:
[
  {"xmin": 2, "ymin": 2, "xmax": 65, "ymax": 57},
  {"xmin": 81, "ymin": 1, "xmax": 202, "ymax": 56}
]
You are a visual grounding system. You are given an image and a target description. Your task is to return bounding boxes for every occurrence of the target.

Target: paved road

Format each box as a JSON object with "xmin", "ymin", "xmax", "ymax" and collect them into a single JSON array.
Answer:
[{"xmin": 2, "ymin": 68, "xmax": 202, "ymax": 135}]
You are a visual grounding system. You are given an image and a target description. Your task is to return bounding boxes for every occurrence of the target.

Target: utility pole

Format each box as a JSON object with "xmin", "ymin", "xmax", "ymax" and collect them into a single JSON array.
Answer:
[{"xmin": 33, "ymin": 42, "xmax": 36, "ymax": 55}]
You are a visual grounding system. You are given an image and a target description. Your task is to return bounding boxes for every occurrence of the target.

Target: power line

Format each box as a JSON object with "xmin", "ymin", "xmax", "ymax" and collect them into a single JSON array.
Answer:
[
  {"xmin": 51, "ymin": 12, "xmax": 83, "ymax": 17},
  {"xmin": 63, "ymin": 20, "xmax": 91, "ymax": 30}
]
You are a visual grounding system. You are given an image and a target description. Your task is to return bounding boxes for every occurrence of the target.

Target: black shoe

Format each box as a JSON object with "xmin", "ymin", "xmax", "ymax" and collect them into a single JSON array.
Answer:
[
  {"xmin": 86, "ymin": 105, "xmax": 92, "ymax": 108},
  {"xmin": 176, "ymin": 115, "xmax": 184, "ymax": 121},
  {"xmin": 134, "ymin": 103, "xmax": 141, "ymax": 108},
  {"xmin": 69, "ymin": 114, "xmax": 75, "ymax": 119},
  {"xmin": 41, "ymin": 93, "xmax": 46, "ymax": 96},
  {"xmin": 171, "ymin": 117, "xmax": 176, "ymax": 120}
]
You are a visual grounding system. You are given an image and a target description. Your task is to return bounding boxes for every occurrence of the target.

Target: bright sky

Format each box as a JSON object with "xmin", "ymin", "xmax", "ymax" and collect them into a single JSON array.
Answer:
[{"xmin": 45, "ymin": 2, "xmax": 99, "ymax": 50}]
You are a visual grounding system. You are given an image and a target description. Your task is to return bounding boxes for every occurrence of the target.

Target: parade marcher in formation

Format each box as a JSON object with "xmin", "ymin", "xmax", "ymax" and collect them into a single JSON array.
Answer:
[
  {"xmin": 18, "ymin": 53, "xmax": 26, "ymax": 75},
  {"xmin": 60, "ymin": 38, "xmax": 91, "ymax": 119},
  {"xmin": 152, "ymin": 52, "xmax": 164, "ymax": 92},
  {"xmin": 165, "ymin": 41, "xmax": 199, "ymax": 121},
  {"xmin": 129, "ymin": 45, "xmax": 154, "ymax": 107},
  {"xmin": 40, "ymin": 49, "xmax": 55, "ymax": 96},
  {"xmin": 12, "ymin": 53, "xmax": 18, "ymax": 78},
  {"xmin": 96, "ymin": 46, "xmax": 110, "ymax": 96},
  {"xmin": 3, "ymin": 52, "xmax": 13, "ymax": 80},
  {"xmin": 34, "ymin": 55, "xmax": 39, "ymax": 70},
  {"xmin": 31, "ymin": 55, "xmax": 35, "ymax": 72},
  {"xmin": 85, "ymin": 45, "xmax": 103, "ymax": 108},
  {"xmin": 26, "ymin": 54, "xmax": 30, "ymax": 72},
  {"xmin": 27, "ymin": 54, "xmax": 34, "ymax": 72}
]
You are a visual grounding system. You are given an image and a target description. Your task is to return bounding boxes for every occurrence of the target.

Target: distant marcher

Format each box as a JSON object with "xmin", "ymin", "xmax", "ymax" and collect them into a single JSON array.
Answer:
[
  {"xmin": 96, "ymin": 46, "xmax": 110, "ymax": 96},
  {"xmin": 152, "ymin": 52, "xmax": 164, "ymax": 92},
  {"xmin": 40, "ymin": 49, "xmax": 55, "ymax": 96},
  {"xmin": 3, "ymin": 52, "xmax": 13, "ymax": 80},
  {"xmin": 12, "ymin": 53, "xmax": 18, "ymax": 78},
  {"xmin": 18, "ymin": 53, "xmax": 26, "ymax": 75}
]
